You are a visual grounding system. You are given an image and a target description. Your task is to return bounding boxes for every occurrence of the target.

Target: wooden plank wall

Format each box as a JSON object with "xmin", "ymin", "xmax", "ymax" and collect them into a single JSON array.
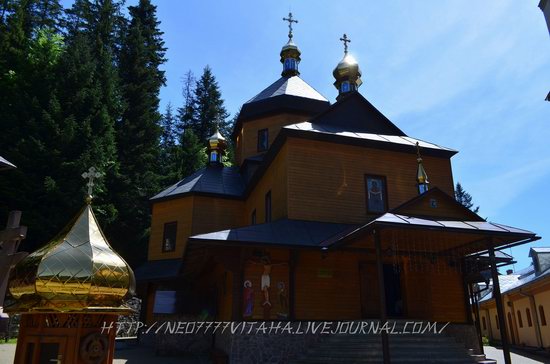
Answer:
[
  {"xmin": 148, "ymin": 196, "xmax": 244, "ymax": 261},
  {"xmin": 245, "ymin": 143, "xmax": 288, "ymax": 223},
  {"xmin": 236, "ymin": 113, "xmax": 310, "ymax": 165},
  {"xmin": 287, "ymin": 137, "xmax": 455, "ymax": 224},
  {"xmin": 148, "ymin": 197, "xmax": 194, "ymax": 260},
  {"xmin": 294, "ymin": 251, "xmax": 362, "ymax": 320}
]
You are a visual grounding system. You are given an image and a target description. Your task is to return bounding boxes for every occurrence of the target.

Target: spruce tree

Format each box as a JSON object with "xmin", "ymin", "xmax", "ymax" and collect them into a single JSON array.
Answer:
[
  {"xmin": 113, "ymin": 0, "xmax": 166, "ymax": 264},
  {"xmin": 455, "ymin": 182, "xmax": 480, "ymax": 214},
  {"xmin": 0, "ymin": 0, "xmax": 68, "ymax": 252},
  {"xmin": 191, "ymin": 65, "xmax": 230, "ymax": 142}
]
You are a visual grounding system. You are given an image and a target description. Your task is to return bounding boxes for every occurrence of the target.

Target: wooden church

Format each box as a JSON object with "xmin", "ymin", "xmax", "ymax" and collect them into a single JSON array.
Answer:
[{"xmin": 136, "ymin": 14, "xmax": 539, "ymax": 364}]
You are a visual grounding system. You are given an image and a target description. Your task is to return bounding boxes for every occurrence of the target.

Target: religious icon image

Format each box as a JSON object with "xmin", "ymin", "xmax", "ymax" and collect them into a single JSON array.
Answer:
[
  {"xmin": 249, "ymin": 255, "xmax": 287, "ymax": 309},
  {"xmin": 243, "ymin": 280, "xmax": 254, "ymax": 318},
  {"xmin": 366, "ymin": 176, "xmax": 386, "ymax": 213}
]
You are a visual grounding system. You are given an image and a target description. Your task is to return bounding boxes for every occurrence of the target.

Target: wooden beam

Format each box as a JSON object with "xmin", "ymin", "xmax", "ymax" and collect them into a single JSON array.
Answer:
[
  {"xmin": 488, "ymin": 244, "xmax": 511, "ymax": 364},
  {"xmin": 375, "ymin": 229, "xmax": 391, "ymax": 364}
]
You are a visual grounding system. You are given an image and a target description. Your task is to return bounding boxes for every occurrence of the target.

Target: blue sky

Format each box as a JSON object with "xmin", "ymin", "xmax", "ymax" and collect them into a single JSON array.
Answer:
[{"xmin": 67, "ymin": 0, "xmax": 550, "ymax": 269}]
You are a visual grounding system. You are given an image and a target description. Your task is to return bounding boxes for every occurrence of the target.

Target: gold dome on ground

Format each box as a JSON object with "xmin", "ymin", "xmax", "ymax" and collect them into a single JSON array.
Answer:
[{"xmin": 6, "ymin": 204, "xmax": 135, "ymax": 313}]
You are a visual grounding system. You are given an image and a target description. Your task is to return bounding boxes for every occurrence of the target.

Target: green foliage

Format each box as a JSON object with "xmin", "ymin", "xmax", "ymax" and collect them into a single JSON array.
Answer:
[
  {"xmin": 0, "ymin": 0, "xmax": 232, "ymax": 268},
  {"xmin": 455, "ymin": 182, "xmax": 480, "ymax": 214}
]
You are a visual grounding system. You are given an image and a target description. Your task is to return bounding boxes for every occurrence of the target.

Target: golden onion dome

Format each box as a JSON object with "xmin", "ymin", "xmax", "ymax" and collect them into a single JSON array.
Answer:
[
  {"xmin": 280, "ymin": 12, "xmax": 301, "ymax": 77},
  {"xmin": 5, "ymin": 204, "xmax": 135, "ymax": 313},
  {"xmin": 333, "ymin": 53, "xmax": 363, "ymax": 93},
  {"xmin": 280, "ymin": 39, "xmax": 301, "ymax": 65},
  {"xmin": 208, "ymin": 130, "xmax": 226, "ymax": 149},
  {"xmin": 333, "ymin": 34, "xmax": 362, "ymax": 97}
]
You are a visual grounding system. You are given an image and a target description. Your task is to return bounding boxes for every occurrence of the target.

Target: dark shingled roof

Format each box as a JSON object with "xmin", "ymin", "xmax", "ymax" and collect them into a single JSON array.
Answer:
[
  {"xmin": 232, "ymin": 76, "xmax": 330, "ymax": 139},
  {"xmin": 284, "ymin": 122, "xmax": 457, "ymax": 156},
  {"xmin": 134, "ymin": 259, "xmax": 182, "ymax": 281},
  {"xmin": 305, "ymin": 91, "xmax": 407, "ymax": 136},
  {"xmin": 246, "ymin": 76, "xmax": 328, "ymax": 104},
  {"xmin": 151, "ymin": 166, "xmax": 245, "ymax": 201},
  {"xmin": 189, "ymin": 219, "xmax": 358, "ymax": 248}
]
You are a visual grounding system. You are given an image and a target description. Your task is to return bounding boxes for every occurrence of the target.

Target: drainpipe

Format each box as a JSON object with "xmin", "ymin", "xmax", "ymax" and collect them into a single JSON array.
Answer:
[{"xmin": 519, "ymin": 289, "xmax": 543, "ymax": 348}]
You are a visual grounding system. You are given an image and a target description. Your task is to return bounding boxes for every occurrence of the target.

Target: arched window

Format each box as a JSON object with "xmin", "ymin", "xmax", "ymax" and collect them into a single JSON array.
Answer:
[
  {"xmin": 517, "ymin": 310, "xmax": 523, "ymax": 328},
  {"xmin": 482, "ymin": 316, "xmax": 487, "ymax": 330},
  {"xmin": 540, "ymin": 305, "xmax": 547, "ymax": 326},
  {"xmin": 526, "ymin": 308, "xmax": 533, "ymax": 327},
  {"xmin": 495, "ymin": 315, "xmax": 499, "ymax": 330}
]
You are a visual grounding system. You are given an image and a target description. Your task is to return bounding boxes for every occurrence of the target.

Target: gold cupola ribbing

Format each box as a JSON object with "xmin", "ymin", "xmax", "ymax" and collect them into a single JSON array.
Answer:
[
  {"xmin": 208, "ymin": 129, "xmax": 226, "ymax": 165},
  {"xmin": 5, "ymin": 169, "xmax": 135, "ymax": 314},
  {"xmin": 333, "ymin": 33, "xmax": 362, "ymax": 99},
  {"xmin": 416, "ymin": 142, "xmax": 430, "ymax": 194},
  {"xmin": 280, "ymin": 12, "xmax": 301, "ymax": 77}
]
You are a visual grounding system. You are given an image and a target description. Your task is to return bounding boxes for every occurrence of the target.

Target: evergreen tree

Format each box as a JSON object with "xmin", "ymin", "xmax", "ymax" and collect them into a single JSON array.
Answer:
[
  {"xmin": 190, "ymin": 65, "xmax": 230, "ymax": 142},
  {"xmin": 0, "ymin": 0, "xmax": 68, "ymax": 252},
  {"xmin": 112, "ymin": 0, "xmax": 166, "ymax": 264},
  {"xmin": 177, "ymin": 70, "xmax": 195, "ymax": 135},
  {"xmin": 179, "ymin": 129, "xmax": 207, "ymax": 179},
  {"xmin": 455, "ymin": 182, "xmax": 480, "ymax": 214}
]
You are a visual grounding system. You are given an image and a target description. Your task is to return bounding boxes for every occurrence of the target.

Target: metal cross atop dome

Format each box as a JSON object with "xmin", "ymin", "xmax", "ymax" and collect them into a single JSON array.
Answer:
[
  {"xmin": 283, "ymin": 12, "xmax": 298, "ymax": 40},
  {"xmin": 82, "ymin": 166, "xmax": 102, "ymax": 203},
  {"xmin": 340, "ymin": 33, "xmax": 351, "ymax": 54}
]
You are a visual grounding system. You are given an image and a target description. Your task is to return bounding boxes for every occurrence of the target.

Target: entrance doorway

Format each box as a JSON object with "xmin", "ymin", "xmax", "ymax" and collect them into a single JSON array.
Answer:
[{"xmin": 359, "ymin": 262, "xmax": 404, "ymax": 318}]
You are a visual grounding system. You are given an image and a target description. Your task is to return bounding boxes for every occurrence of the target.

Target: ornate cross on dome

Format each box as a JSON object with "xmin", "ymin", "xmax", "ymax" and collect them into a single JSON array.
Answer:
[
  {"xmin": 82, "ymin": 166, "xmax": 102, "ymax": 204},
  {"xmin": 283, "ymin": 12, "xmax": 298, "ymax": 40},
  {"xmin": 340, "ymin": 33, "xmax": 351, "ymax": 54}
]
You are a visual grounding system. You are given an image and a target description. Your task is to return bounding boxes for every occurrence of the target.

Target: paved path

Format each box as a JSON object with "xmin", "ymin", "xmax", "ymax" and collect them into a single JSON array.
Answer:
[
  {"xmin": 0, "ymin": 343, "xmax": 211, "ymax": 364},
  {"xmin": 484, "ymin": 346, "xmax": 550, "ymax": 364}
]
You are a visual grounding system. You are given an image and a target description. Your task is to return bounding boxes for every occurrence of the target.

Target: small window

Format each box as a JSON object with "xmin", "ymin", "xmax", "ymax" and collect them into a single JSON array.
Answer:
[
  {"xmin": 210, "ymin": 150, "xmax": 218, "ymax": 163},
  {"xmin": 265, "ymin": 191, "xmax": 272, "ymax": 223},
  {"xmin": 341, "ymin": 81, "xmax": 350, "ymax": 93},
  {"xmin": 257, "ymin": 129, "xmax": 269, "ymax": 152},
  {"xmin": 540, "ymin": 305, "xmax": 547, "ymax": 326},
  {"xmin": 251, "ymin": 209, "xmax": 256, "ymax": 225},
  {"xmin": 162, "ymin": 222, "xmax": 177, "ymax": 252},
  {"xmin": 284, "ymin": 58, "xmax": 296, "ymax": 71},
  {"xmin": 517, "ymin": 310, "xmax": 523, "ymax": 328},
  {"xmin": 526, "ymin": 308, "xmax": 533, "ymax": 327},
  {"xmin": 482, "ymin": 316, "xmax": 487, "ymax": 330},
  {"xmin": 365, "ymin": 175, "xmax": 388, "ymax": 214},
  {"xmin": 495, "ymin": 315, "xmax": 499, "ymax": 330}
]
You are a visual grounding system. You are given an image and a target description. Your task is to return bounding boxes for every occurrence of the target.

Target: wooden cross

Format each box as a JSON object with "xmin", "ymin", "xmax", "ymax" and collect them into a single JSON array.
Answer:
[
  {"xmin": 283, "ymin": 12, "xmax": 298, "ymax": 40},
  {"xmin": 81, "ymin": 167, "xmax": 102, "ymax": 202},
  {"xmin": 340, "ymin": 33, "xmax": 351, "ymax": 54}
]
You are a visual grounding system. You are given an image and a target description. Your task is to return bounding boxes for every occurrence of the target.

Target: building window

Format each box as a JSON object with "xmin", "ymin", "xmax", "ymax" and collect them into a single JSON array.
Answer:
[
  {"xmin": 365, "ymin": 175, "xmax": 388, "ymax": 214},
  {"xmin": 482, "ymin": 316, "xmax": 487, "ymax": 330},
  {"xmin": 251, "ymin": 209, "xmax": 256, "ymax": 225},
  {"xmin": 210, "ymin": 150, "xmax": 219, "ymax": 163},
  {"xmin": 540, "ymin": 305, "xmax": 547, "ymax": 326},
  {"xmin": 526, "ymin": 308, "xmax": 533, "ymax": 327},
  {"xmin": 265, "ymin": 191, "xmax": 272, "ymax": 223},
  {"xmin": 495, "ymin": 316, "xmax": 499, "ymax": 330},
  {"xmin": 153, "ymin": 290, "xmax": 177, "ymax": 314},
  {"xmin": 517, "ymin": 310, "xmax": 523, "ymax": 328},
  {"xmin": 162, "ymin": 222, "xmax": 177, "ymax": 252},
  {"xmin": 257, "ymin": 128, "xmax": 269, "ymax": 152},
  {"xmin": 284, "ymin": 58, "xmax": 297, "ymax": 72}
]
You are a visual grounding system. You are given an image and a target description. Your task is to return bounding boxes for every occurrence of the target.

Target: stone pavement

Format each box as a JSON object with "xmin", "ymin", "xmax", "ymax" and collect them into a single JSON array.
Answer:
[{"xmin": 483, "ymin": 346, "xmax": 550, "ymax": 364}]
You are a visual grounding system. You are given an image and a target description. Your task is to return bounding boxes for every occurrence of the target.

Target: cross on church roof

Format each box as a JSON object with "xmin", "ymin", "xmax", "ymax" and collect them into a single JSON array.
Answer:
[
  {"xmin": 82, "ymin": 166, "xmax": 102, "ymax": 204},
  {"xmin": 283, "ymin": 12, "xmax": 298, "ymax": 40},
  {"xmin": 340, "ymin": 33, "xmax": 351, "ymax": 54}
]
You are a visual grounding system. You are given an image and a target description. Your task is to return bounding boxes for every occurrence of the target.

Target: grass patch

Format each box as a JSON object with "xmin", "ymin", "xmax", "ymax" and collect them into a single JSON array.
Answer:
[{"xmin": 0, "ymin": 338, "xmax": 17, "ymax": 344}]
